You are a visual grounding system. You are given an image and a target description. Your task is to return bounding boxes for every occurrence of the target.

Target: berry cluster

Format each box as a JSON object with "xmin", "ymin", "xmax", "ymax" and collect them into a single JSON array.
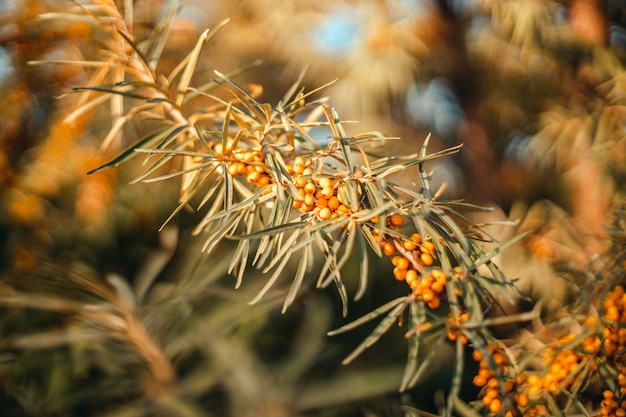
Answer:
[
  {"xmin": 286, "ymin": 157, "xmax": 351, "ymax": 220},
  {"xmin": 215, "ymin": 144, "xmax": 272, "ymax": 188},
  {"xmin": 371, "ymin": 216, "xmax": 448, "ymax": 309},
  {"xmin": 603, "ymin": 285, "xmax": 626, "ymax": 360},
  {"xmin": 599, "ymin": 284, "xmax": 626, "ymax": 417},
  {"xmin": 471, "ymin": 344, "xmax": 527, "ymax": 414},
  {"xmin": 447, "ymin": 310, "xmax": 470, "ymax": 345},
  {"xmin": 218, "ymin": 146, "xmax": 353, "ymax": 221},
  {"xmin": 601, "ymin": 389, "xmax": 626, "ymax": 417}
]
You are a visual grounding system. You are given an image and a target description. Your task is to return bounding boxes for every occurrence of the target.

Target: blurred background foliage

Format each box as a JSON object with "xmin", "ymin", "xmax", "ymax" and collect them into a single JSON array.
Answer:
[{"xmin": 0, "ymin": 0, "xmax": 625, "ymax": 416}]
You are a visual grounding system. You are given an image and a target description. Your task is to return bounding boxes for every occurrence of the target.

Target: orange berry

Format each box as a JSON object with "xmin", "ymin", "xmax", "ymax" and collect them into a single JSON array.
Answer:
[
  {"xmin": 246, "ymin": 171, "xmax": 261, "ymax": 184},
  {"xmin": 304, "ymin": 194, "xmax": 315, "ymax": 207},
  {"xmin": 485, "ymin": 386, "xmax": 499, "ymax": 399},
  {"xmin": 395, "ymin": 257, "xmax": 410, "ymax": 270},
  {"xmin": 383, "ymin": 242, "xmax": 396, "ymax": 257},
  {"xmin": 228, "ymin": 164, "xmax": 239, "ymax": 176},
  {"xmin": 421, "ymin": 241, "xmax": 435, "ymax": 253},
  {"xmin": 420, "ymin": 252, "xmax": 434, "ymax": 266},
  {"xmin": 472, "ymin": 349, "xmax": 483, "ymax": 362},
  {"xmin": 394, "ymin": 267, "xmax": 407, "ymax": 281},
  {"xmin": 236, "ymin": 162, "xmax": 247, "ymax": 175},
  {"xmin": 489, "ymin": 398, "xmax": 502, "ymax": 414},
  {"xmin": 295, "ymin": 177, "xmax": 308, "ymax": 188},
  {"xmin": 431, "ymin": 281, "xmax": 445, "ymax": 294},
  {"xmin": 318, "ymin": 177, "xmax": 333, "ymax": 188},
  {"xmin": 516, "ymin": 392, "xmax": 529, "ymax": 407},
  {"xmin": 432, "ymin": 268, "xmax": 447, "ymax": 283},
  {"xmin": 427, "ymin": 298, "xmax": 440, "ymax": 309},
  {"xmin": 328, "ymin": 196, "xmax": 340, "ymax": 210},
  {"xmin": 389, "ymin": 214, "xmax": 404, "ymax": 227},
  {"xmin": 317, "ymin": 198, "xmax": 329, "ymax": 208},
  {"xmin": 404, "ymin": 269, "xmax": 418, "ymax": 285},
  {"xmin": 403, "ymin": 240, "xmax": 417, "ymax": 251},
  {"xmin": 320, "ymin": 187, "xmax": 334, "ymax": 198},
  {"xmin": 304, "ymin": 182, "xmax": 317, "ymax": 194},
  {"xmin": 410, "ymin": 233, "xmax": 422, "ymax": 243},
  {"xmin": 256, "ymin": 175, "xmax": 270, "ymax": 187},
  {"xmin": 302, "ymin": 167, "xmax": 314, "ymax": 176},
  {"xmin": 447, "ymin": 329, "xmax": 458, "ymax": 341},
  {"xmin": 293, "ymin": 200, "xmax": 303, "ymax": 209},
  {"xmin": 318, "ymin": 207, "xmax": 332, "ymax": 220},
  {"xmin": 604, "ymin": 390, "xmax": 615, "ymax": 400},
  {"xmin": 493, "ymin": 352, "xmax": 507, "ymax": 366},
  {"xmin": 405, "ymin": 269, "xmax": 418, "ymax": 285},
  {"xmin": 418, "ymin": 275, "xmax": 433, "ymax": 290},
  {"xmin": 473, "ymin": 374, "xmax": 488, "ymax": 387},
  {"xmin": 421, "ymin": 288, "xmax": 435, "ymax": 303}
]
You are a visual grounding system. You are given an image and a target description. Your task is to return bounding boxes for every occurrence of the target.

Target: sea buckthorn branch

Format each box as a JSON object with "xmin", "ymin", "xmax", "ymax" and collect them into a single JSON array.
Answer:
[{"xmin": 61, "ymin": 4, "xmax": 537, "ymax": 411}]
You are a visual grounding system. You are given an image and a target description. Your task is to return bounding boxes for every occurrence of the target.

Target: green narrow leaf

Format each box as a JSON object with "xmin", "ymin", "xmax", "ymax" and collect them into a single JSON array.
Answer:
[
  {"xmin": 399, "ymin": 300, "xmax": 422, "ymax": 391},
  {"xmin": 445, "ymin": 327, "xmax": 465, "ymax": 417},
  {"xmin": 282, "ymin": 247, "xmax": 309, "ymax": 313},
  {"xmin": 174, "ymin": 22, "xmax": 225, "ymax": 107},
  {"xmin": 316, "ymin": 232, "xmax": 346, "ymax": 289},
  {"xmin": 224, "ymin": 169, "xmax": 233, "ymax": 211},
  {"xmin": 87, "ymin": 125, "xmax": 173, "ymax": 174},
  {"xmin": 115, "ymin": 27, "xmax": 155, "ymax": 82},
  {"xmin": 262, "ymin": 230, "xmax": 302, "ymax": 273},
  {"xmin": 339, "ymin": 138, "xmax": 355, "ymax": 176},
  {"xmin": 145, "ymin": 0, "xmax": 179, "ymax": 71},
  {"xmin": 360, "ymin": 224, "xmax": 383, "ymax": 257},
  {"xmin": 72, "ymin": 86, "xmax": 149, "ymax": 100},
  {"xmin": 405, "ymin": 331, "xmax": 447, "ymax": 389},
  {"xmin": 340, "ymin": 301, "xmax": 408, "ymax": 364},
  {"xmin": 328, "ymin": 296, "xmax": 409, "ymax": 336},
  {"xmin": 158, "ymin": 167, "xmax": 216, "ymax": 231},
  {"xmin": 248, "ymin": 235, "xmax": 300, "ymax": 306},
  {"xmin": 353, "ymin": 228, "xmax": 370, "ymax": 301},
  {"xmin": 471, "ymin": 231, "xmax": 529, "ymax": 271},
  {"xmin": 233, "ymin": 208, "xmax": 257, "ymax": 289},
  {"xmin": 229, "ymin": 220, "xmax": 308, "ymax": 241}
]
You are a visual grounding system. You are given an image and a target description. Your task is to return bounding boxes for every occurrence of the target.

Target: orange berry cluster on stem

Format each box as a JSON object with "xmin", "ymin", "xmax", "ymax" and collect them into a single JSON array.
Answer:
[
  {"xmin": 471, "ymin": 344, "xmax": 525, "ymax": 415},
  {"xmin": 603, "ymin": 284, "xmax": 626, "ymax": 360},
  {"xmin": 370, "ymin": 214, "xmax": 445, "ymax": 308},
  {"xmin": 218, "ymin": 146, "xmax": 353, "ymax": 221},
  {"xmin": 381, "ymin": 228, "xmax": 445, "ymax": 309},
  {"xmin": 536, "ymin": 333, "xmax": 598, "ymax": 395},
  {"xmin": 286, "ymin": 157, "xmax": 351, "ymax": 220},
  {"xmin": 214, "ymin": 143, "xmax": 272, "ymax": 188},
  {"xmin": 598, "ymin": 285, "xmax": 626, "ymax": 417},
  {"xmin": 447, "ymin": 310, "xmax": 470, "ymax": 345},
  {"xmin": 600, "ymin": 388, "xmax": 626, "ymax": 417}
]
